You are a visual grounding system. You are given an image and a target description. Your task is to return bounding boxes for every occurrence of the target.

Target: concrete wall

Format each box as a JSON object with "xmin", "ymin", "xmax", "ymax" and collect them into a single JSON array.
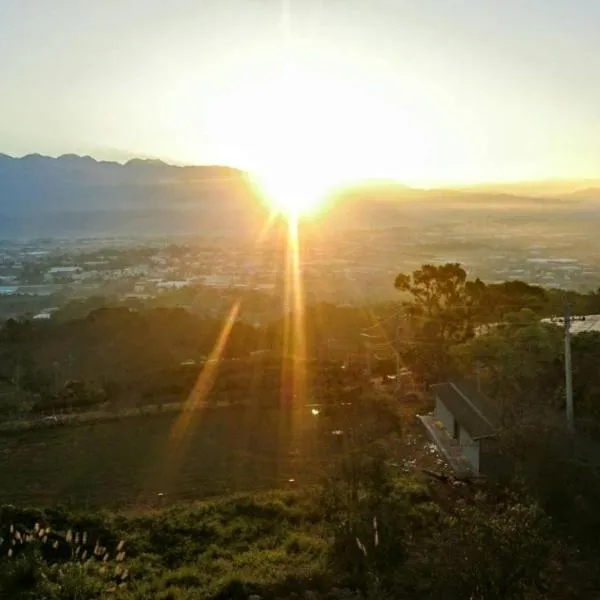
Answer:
[
  {"xmin": 459, "ymin": 426, "xmax": 480, "ymax": 474},
  {"xmin": 434, "ymin": 395, "xmax": 483, "ymax": 475},
  {"xmin": 479, "ymin": 438, "xmax": 510, "ymax": 478},
  {"xmin": 435, "ymin": 398, "xmax": 455, "ymax": 434}
]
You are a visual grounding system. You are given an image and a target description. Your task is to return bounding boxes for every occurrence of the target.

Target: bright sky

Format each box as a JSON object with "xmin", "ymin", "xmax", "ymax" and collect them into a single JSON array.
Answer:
[{"xmin": 2, "ymin": 0, "xmax": 600, "ymax": 191}]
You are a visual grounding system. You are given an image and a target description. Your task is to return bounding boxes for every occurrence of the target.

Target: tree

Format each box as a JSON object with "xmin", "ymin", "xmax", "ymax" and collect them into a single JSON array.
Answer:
[
  {"xmin": 451, "ymin": 309, "xmax": 563, "ymax": 418},
  {"xmin": 414, "ymin": 495, "xmax": 565, "ymax": 600},
  {"xmin": 20, "ymin": 263, "xmax": 45, "ymax": 285},
  {"xmin": 394, "ymin": 263, "xmax": 479, "ymax": 381},
  {"xmin": 483, "ymin": 280, "xmax": 548, "ymax": 320},
  {"xmin": 570, "ymin": 331, "xmax": 600, "ymax": 426},
  {"xmin": 394, "ymin": 263, "xmax": 470, "ymax": 316}
]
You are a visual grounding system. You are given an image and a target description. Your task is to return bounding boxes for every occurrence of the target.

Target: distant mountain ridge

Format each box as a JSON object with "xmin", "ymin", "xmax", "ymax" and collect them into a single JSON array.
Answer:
[
  {"xmin": 0, "ymin": 153, "xmax": 248, "ymax": 206},
  {"xmin": 0, "ymin": 153, "xmax": 597, "ymax": 239},
  {"xmin": 0, "ymin": 153, "xmax": 267, "ymax": 237}
]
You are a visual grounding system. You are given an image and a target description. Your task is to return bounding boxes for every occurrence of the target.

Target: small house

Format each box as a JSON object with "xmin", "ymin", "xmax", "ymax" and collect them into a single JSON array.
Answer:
[{"xmin": 419, "ymin": 381, "xmax": 501, "ymax": 477}]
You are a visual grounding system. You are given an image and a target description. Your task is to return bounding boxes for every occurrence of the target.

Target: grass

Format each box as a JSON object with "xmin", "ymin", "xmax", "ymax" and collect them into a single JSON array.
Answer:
[
  {"xmin": 0, "ymin": 406, "xmax": 349, "ymax": 509},
  {"xmin": 121, "ymin": 491, "xmax": 332, "ymax": 599},
  {"xmin": 0, "ymin": 463, "xmax": 570, "ymax": 599},
  {"xmin": 0, "ymin": 489, "xmax": 334, "ymax": 599}
]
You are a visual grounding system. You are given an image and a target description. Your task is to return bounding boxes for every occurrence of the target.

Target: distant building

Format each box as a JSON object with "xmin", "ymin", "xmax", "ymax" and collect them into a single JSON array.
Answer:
[
  {"xmin": 33, "ymin": 313, "xmax": 52, "ymax": 320},
  {"xmin": 419, "ymin": 381, "xmax": 501, "ymax": 477},
  {"xmin": 44, "ymin": 266, "xmax": 82, "ymax": 282},
  {"xmin": 157, "ymin": 280, "xmax": 189, "ymax": 290},
  {"xmin": 202, "ymin": 274, "xmax": 235, "ymax": 288},
  {"xmin": 16, "ymin": 285, "xmax": 58, "ymax": 297},
  {"xmin": 542, "ymin": 314, "xmax": 600, "ymax": 334},
  {"xmin": 254, "ymin": 283, "xmax": 276, "ymax": 292}
]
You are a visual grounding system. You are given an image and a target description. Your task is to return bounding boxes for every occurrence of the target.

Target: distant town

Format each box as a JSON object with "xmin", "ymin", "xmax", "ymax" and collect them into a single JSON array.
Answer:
[{"xmin": 1, "ymin": 214, "xmax": 598, "ymax": 322}]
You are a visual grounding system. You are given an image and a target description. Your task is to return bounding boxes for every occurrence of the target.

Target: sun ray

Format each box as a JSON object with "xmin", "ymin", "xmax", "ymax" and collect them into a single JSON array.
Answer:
[
  {"xmin": 288, "ymin": 215, "xmax": 308, "ymax": 402},
  {"xmin": 169, "ymin": 299, "xmax": 242, "ymax": 443},
  {"xmin": 256, "ymin": 207, "xmax": 281, "ymax": 244},
  {"xmin": 143, "ymin": 196, "xmax": 314, "ymax": 502},
  {"xmin": 141, "ymin": 299, "xmax": 242, "ymax": 501},
  {"xmin": 285, "ymin": 215, "xmax": 310, "ymax": 479}
]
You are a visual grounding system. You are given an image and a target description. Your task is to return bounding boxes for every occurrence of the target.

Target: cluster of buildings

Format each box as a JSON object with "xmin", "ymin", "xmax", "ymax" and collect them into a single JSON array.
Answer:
[{"xmin": 0, "ymin": 220, "xmax": 598, "ymax": 321}]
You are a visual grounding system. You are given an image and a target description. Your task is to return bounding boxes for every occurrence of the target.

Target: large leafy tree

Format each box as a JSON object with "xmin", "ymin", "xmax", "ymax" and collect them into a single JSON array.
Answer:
[
  {"xmin": 394, "ymin": 263, "xmax": 481, "ymax": 381},
  {"xmin": 394, "ymin": 264, "xmax": 555, "ymax": 383},
  {"xmin": 451, "ymin": 309, "xmax": 563, "ymax": 418},
  {"xmin": 395, "ymin": 263, "xmax": 470, "ymax": 315},
  {"xmin": 565, "ymin": 331, "xmax": 600, "ymax": 429},
  {"xmin": 482, "ymin": 280, "xmax": 549, "ymax": 321}
]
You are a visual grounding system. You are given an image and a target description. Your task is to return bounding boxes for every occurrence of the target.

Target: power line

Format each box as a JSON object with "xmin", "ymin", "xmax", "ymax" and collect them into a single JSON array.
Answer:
[{"xmin": 361, "ymin": 309, "xmax": 406, "ymax": 332}]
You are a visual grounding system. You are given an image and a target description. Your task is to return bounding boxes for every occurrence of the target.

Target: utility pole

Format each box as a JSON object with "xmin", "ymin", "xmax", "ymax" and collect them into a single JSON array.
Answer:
[{"xmin": 564, "ymin": 304, "xmax": 574, "ymax": 432}]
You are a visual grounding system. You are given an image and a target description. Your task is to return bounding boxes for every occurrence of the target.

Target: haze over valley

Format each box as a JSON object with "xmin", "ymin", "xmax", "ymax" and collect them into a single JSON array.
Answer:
[{"xmin": 2, "ymin": 152, "xmax": 600, "ymax": 299}]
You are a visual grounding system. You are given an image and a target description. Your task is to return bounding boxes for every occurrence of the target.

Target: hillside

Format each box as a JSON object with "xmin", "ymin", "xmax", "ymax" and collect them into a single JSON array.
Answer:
[{"xmin": 0, "ymin": 407, "xmax": 335, "ymax": 508}]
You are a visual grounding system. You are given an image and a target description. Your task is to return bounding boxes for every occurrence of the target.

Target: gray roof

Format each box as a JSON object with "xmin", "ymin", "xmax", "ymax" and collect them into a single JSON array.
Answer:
[{"xmin": 431, "ymin": 380, "xmax": 500, "ymax": 439}]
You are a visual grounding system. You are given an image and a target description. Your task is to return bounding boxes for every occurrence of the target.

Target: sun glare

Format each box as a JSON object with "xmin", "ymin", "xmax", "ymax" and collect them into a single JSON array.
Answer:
[
  {"xmin": 243, "ymin": 66, "xmax": 349, "ymax": 217},
  {"xmin": 199, "ymin": 59, "xmax": 432, "ymax": 217},
  {"xmin": 252, "ymin": 167, "xmax": 330, "ymax": 217}
]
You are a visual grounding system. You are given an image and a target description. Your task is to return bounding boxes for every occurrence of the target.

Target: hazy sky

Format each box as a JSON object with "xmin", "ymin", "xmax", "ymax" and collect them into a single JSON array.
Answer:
[{"xmin": 2, "ymin": 0, "xmax": 600, "ymax": 186}]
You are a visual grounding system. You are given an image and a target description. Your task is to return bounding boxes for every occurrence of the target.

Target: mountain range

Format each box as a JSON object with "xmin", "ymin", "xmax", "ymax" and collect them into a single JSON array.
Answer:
[
  {"xmin": 0, "ymin": 153, "xmax": 266, "ymax": 238},
  {"xmin": 0, "ymin": 153, "xmax": 599, "ymax": 239}
]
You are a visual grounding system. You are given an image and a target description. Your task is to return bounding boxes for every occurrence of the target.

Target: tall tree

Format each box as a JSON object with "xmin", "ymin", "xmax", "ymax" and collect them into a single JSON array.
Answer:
[{"xmin": 394, "ymin": 263, "xmax": 479, "ymax": 381}]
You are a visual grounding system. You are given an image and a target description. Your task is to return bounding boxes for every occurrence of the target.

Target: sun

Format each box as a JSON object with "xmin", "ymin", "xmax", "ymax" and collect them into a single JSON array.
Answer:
[
  {"xmin": 250, "ymin": 164, "xmax": 332, "ymax": 217},
  {"xmin": 187, "ymin": 57, "xmax": 438, "ymax": 215},
  {"xmin": 241, "ymin": 66, "xmax": 349, "ymax": 218}
]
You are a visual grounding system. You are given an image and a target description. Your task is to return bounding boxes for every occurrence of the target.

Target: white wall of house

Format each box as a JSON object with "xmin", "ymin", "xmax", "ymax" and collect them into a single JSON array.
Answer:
[
  {"xmin": 459, "ymin": 427, "xmax": 480, "ymax": 473},
  {"xmin": 435, "ymin": 399, "xmax": 454, "ymax": 434}
]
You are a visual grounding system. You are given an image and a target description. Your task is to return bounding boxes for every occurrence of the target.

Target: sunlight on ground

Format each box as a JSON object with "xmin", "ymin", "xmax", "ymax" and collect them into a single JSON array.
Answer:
[{"xmin": 152, "ymin": 212, "xmax": 311, "ymax": 495}]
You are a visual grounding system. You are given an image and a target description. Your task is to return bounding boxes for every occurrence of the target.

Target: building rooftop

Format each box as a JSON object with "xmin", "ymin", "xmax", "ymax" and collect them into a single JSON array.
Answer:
[{"xmin": 430, "ymin": 381, "xmax": 500, "ymax": 440}]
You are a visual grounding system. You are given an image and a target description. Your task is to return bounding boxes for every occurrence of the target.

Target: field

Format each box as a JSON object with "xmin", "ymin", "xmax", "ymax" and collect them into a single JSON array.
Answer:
[
  {"xmin": 0, "ymin": 406, "xmax": 351, "ymax": 509},
  {"xmin": 0, "ymin": 399, "xmax": 572, "ymax": 599}
]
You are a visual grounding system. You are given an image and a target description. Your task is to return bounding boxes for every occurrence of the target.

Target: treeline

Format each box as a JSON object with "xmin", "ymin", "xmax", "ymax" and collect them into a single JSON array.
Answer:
[
  {"xmin": 53, "ymin": 285, "xmax": 287, "ymax": 323},
  {"xmin": 0, "ymin": 307, "xmax": 257, "ymax": 415},
  {"xmin": 3, "ymin": 264, "xmax": 600, "ymax": 420},
  {"xmin": 0, "ymin": 305, "xmax": 368, "ymax": 417}
]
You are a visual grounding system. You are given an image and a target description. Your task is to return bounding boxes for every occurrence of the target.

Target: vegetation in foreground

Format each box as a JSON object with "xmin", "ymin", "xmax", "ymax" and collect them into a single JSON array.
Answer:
[
  {"xmin": 1, "ymin": 389, "xmax": 599, "ymax": 600},
  {"xmin": 4, "ymin": 261, "xmax": 600, "ymax": 598},
  {"xmin": 0, "ymin": 455, "xmax": 593, "ymax": 600}
]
